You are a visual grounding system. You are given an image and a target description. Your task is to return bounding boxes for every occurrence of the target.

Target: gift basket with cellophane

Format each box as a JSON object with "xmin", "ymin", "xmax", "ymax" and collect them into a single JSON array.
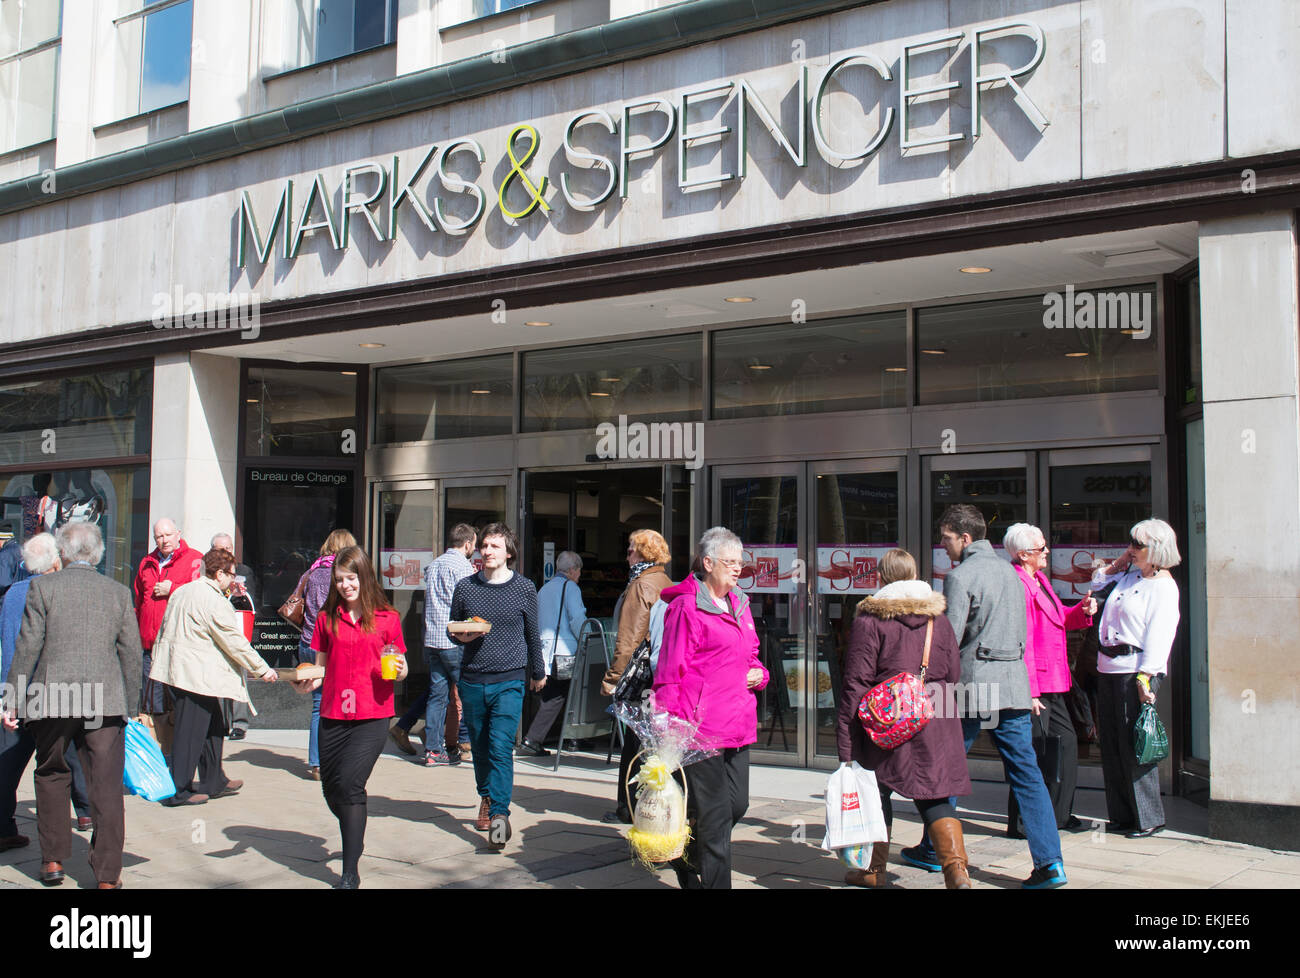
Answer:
[{"xmin": 613, "ymin": 702, "xmax": 718, "ymax": 868}]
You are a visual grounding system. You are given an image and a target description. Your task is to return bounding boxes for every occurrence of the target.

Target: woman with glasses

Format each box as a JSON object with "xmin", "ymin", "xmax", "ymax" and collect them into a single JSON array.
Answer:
[
  {"xmin": 653, "ymin": 526, "xmax": 768, "ymax": 889},
  {"xmin": 1089, "ymin": 519, "xmax": 1181, "ymax": 838},
  {"xmin": 1002, "ymin": 524, "xmax": 1096, "ymax": 836},
  {"xmin": 600, "ymin": 530, "xmax": 672, "ymax": 824}
]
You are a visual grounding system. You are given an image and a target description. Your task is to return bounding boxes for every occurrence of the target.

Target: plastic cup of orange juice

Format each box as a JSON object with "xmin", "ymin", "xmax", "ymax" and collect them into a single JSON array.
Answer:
[{"xmin": 379, "ymin": 643, "xmax": 403, "ymax": 680}]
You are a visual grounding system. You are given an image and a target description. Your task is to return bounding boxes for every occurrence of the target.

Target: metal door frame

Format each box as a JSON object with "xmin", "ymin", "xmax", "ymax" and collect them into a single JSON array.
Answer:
[{"xmin": 919, "ymin": 451, "xmax": 1035, "ymax": 583}]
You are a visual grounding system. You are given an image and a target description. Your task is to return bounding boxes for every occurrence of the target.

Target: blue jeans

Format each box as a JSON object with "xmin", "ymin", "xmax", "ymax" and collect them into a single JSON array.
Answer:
[
  {"xmin": 411, "ymin": 647, "xmax": 468, "ymax": 752},
  {"xmin": 0, "ymin": 724, "xmax": 90, "ymax": 836},
  {"xmin": 920, "ymin": 709, "xmax": 1062, "ymax": 869},
  {"xmin": 300, "ymin": 638, "xmax": 322, "ymax": 768},
  {"xmin": 458, "ymin": 679, "xmax": 524, "ymax": 818}
]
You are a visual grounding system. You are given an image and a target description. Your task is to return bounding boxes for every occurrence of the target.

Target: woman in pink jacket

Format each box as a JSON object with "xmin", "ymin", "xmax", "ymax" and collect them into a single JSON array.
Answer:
[
  {"xmin": 1004, "ymin": 523, "xmax": 1096, "ymax": 834},
  {"xmin": 652, "ymin": 526, "xmax": 768, "ymax": 890}
]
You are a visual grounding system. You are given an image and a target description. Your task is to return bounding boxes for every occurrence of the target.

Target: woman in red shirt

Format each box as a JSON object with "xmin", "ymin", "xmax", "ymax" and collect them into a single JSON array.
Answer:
[{"xmin": 295, "ymin": 546, "xmax": 407, "ymax": 889}]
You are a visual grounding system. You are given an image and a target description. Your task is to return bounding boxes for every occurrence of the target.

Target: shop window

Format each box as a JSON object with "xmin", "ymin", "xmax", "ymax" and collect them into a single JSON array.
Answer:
[
  {"xmin": 374, "ymin": 355, "xmax": 513, "ymax": 443},
  {"xmin": 113, "ymin": 0, "xmax": 193, "ymax": 118},
  {"xmin": 522, "ymin": 334, "xmax": 702, "ymax": 433},
  {"xmin": 0, "ymin": 0, "xmax": 61, "ymax": 153},
  {"xmin": 1183, "ymin": 275, "xmax": 1201, "ymax": 404},
  {"xmin": 712, "ymin": 311, "xmax": 907, "ymax": 420},
  {"xmin": 0, "ymin": 366, "xmax": 152, "ymax": 466},
  {"xmin": 243, "ymin": 366, "xmax": 359, "ymax": 457},
  {"xmin": 0, "ymin": 465, "xmax": 151, "ymax": 590},
  {"xmin": 273, "ymin": 0, "xmax": 397, "ymax": 70},
  {"xmin": 916, "ymin": 285, "xmax": 1159, "ymax": 405}
]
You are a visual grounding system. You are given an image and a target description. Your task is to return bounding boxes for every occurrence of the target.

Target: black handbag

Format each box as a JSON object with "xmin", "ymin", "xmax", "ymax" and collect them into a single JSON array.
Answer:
[{"xmin": 611, "ymin": 638, "xmax": 653, "ymax": 705}]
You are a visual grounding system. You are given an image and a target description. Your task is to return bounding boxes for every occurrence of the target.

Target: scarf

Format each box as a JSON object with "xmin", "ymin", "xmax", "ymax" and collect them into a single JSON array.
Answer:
[
  {"xmin": 310, "ymin": 553, "xmax": 337, "ymax": 572},
  {"xmin": 628, "ymin": 560, "xmax": 656, "ymax": 583}
]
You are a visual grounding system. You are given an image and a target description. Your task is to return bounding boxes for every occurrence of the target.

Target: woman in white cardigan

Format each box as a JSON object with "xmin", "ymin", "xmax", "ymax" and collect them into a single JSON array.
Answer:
[
  {"xmin": 1090, "ymin": 519, "xmax": 1181, "ymax": 839},
  {"xmin": 150, "ymin": 548, "xmax": 277, "ymax": 806}
]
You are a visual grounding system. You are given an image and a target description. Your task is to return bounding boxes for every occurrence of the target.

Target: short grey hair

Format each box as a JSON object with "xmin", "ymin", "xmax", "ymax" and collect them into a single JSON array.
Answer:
[
  {"xmin": 1132, "ymin": 519, "xmax": 1181, "ymax": 569},
  {"xmin": 56, "ymin": 522, "xmax": 104, "ymax": 567},
  {"xmin": 698, "ymin": 526, "xmax": 742, "ymax": 561},
  {"xmin": 1002, "ymin": 523, "xmax": 1044, "ymax": 561},
  {"xmin": 556, "ymin": 550, "xmax": 582, "ymax": 574},
  {"xmin": 21, "ymin": 533, "xmax": 59, "ymax": 575},
  {"xmin": 211, "ymin": 533, "xmax": 234, "ymax": 550}
]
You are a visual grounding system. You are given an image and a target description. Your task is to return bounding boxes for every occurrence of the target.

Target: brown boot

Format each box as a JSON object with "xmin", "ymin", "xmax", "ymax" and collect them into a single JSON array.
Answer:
[
  {"xmin": 843, "ymin": 840, "xmax": 891, "ymax": 888},
  {"xmin": 929, "ymin": 817, "xmax": 971, "ymax": 889},
  {"xmin": 475, "ymin": 797, "xmax": 491, "ymax": 831}
]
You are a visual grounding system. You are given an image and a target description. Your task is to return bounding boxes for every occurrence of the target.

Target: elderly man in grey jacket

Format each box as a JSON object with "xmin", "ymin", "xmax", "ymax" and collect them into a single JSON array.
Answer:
[
  {"xmin": 901, "ymin": 504, "xmax": 1066, "ymax": 889},
  {"xmin": 2, "ymin": 522, "xmax": 142, "ymax": 889}
]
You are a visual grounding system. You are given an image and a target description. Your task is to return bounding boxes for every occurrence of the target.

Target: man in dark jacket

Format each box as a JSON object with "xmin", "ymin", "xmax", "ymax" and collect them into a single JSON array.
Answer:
[
  {"xmin": 902, "ymin": 504, "xmax": 1067, "ymax": 889},
  {"xmin": 3, "ymin": 521, "xmax": 142, "ymax": 888},
  {"xmin": 0, "ymin": 531, "xmax": 27, "ymax": 599}
]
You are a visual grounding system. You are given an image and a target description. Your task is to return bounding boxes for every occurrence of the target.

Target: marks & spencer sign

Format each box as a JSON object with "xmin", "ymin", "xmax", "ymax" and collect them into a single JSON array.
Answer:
[{"xmin": 236, "ymin": 21, "xmax": 1047, "ymax": 268}]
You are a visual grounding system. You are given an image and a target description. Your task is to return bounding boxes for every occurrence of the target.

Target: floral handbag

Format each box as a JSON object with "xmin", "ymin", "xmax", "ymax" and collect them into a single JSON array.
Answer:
[{"xmin": 857, "ymin": 619, "xmax": 934, "ymax": 749}]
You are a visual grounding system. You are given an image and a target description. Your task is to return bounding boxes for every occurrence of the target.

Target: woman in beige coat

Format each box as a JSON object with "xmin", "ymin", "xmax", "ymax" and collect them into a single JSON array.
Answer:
[{"xmin": 150, "ymin": 549, "xmax": 276, "ymax": 806}]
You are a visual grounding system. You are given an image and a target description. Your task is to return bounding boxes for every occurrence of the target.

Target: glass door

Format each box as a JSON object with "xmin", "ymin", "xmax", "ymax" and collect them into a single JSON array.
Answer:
[
  {"xmin": 713, "ymin": 464, "xmax": 805, "ymax": 763},
  {"xmin": 372, "ymin": 480, "xmax": 439, "ymax": 710},
  {"xmin": 811, "ymin": 460, "xmax": 904, "ymax": 760},
  {"xmin": 922, "ymin": 453, "xmax": 1032, "ymax": 586}
]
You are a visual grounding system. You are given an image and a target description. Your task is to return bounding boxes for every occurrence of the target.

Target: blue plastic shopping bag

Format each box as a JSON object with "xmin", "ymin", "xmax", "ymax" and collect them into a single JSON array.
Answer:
[{"xmin": 123, "ymin": 718, "xmax": 175, "ymax": 802}]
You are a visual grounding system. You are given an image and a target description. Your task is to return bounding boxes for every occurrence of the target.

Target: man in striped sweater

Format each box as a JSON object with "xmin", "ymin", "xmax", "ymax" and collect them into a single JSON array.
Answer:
[{"xmin": 448, "ymin": 523, "xmax": 543, "ymax": 850}]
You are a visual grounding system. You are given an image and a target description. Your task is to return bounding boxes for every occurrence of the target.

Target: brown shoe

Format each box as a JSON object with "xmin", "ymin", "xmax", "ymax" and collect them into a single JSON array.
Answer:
[
  {"xmin": 96, "ymin": 880, "xmax": 122, "ymax": 889},
  {"xmin": 0, "ymin": 834, "xmax": 29, "ymax": 851},
  {"xmin": 389, "ymin": 726, "xmax": 417, "ymax": 756},
  {"xmin": 929, "ymin": 817, "xmax": 972, "ymax": 890},
  {"xmin": 843, "ymin": 840, "xmax": 891, "ymax": 888},
  {"xmin": 475, "ymin": 797, "xmax": 491, "ymax": 831},
  {"xmin": 458, "ymin": 742, "xmax": 472, "ymax": 761},
  {"xmin": 40, "ymin": 861, "xmax": 64, "ymax": 886},
  {"xmin": 212, "ymin": 779, "xmax": 243, "ymax": 798},
  {"xmin": 307, "ymin": 767, "xmax": 321, "ymax": 781},
  {"xmin": 75, "ymin": 817, "xmax": 93, "ymax": 832}
]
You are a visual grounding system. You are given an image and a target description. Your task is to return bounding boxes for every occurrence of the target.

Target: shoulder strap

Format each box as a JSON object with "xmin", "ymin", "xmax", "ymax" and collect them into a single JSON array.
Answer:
[
  {"xmin": 919, "ymin": 619, "xmax": 933, "ymax": 678},
  {"xmin": 551, "ymin": 579, "xmax": 568, "ymax": 656}
]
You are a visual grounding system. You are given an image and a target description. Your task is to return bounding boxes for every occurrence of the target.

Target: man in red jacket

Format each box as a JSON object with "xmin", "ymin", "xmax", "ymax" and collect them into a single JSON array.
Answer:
[{"xmin": 133, "ymin": 518, "xmax": 203, "ymax": 755}]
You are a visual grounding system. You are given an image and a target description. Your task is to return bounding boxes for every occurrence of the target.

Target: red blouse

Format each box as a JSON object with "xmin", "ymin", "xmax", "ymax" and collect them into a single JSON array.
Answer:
[{"xmin": 310, "ymin": 608, "xmax": 405, "ymax": 720}]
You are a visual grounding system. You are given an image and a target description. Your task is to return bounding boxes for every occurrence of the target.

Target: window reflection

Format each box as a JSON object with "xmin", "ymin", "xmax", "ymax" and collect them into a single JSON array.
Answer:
[
  {"xmin": 375, "ymin": 356, "xmax": 513, "ymax": 443},
  {"xmin": 244, "ymin": 366, "xmax": 359, "ymax": 457}
]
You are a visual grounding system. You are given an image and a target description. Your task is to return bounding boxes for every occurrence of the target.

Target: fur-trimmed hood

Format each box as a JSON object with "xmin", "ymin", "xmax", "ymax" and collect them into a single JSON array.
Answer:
[{"xmin": 855, "ymin": 579, "xmax": 946, "ymax": 620}]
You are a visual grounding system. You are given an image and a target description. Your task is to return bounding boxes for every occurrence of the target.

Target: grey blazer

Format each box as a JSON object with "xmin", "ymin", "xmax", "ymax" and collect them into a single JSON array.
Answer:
[
  {"xmin": 9, "ymin": 564, "xmax": 143, "ymax": 721},
  {"xmin": 943, "ymin": 539, "xmax": 1030, "ymax": 713}
]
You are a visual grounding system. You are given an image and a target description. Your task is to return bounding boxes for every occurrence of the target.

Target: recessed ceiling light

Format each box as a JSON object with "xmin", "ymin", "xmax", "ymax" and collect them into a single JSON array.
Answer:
[
  {"xmin": 747, "ymin": 363, "xmax": 772, "ymax": 371},
  {"xmin": 524, "ymin": 321, "xmax": 552, "ymax": 327},
  {"xmin": 959, "ymin": 266, "xmax": 992, "ymax": 274},
  {"xmin": 470, "ymin": 389, "xmax": 491, "ymax": 395},
  {"xmin": 884, "ymin": 366, "xmax": 907, "ymax": 372},
  {"xmin": 340, "ymin": 370, "xmax": 357, "ymax": 376},
  {"xmin": 590, "ymin": 391, "xmax": 612, "ymax": 397},
  {"xmin": 1065, "ymin": 352, "xmax": 1089, "ymax": 358},
  {"xmin": 599, "ymin": 377, "xmax": 622, "ymax": 383},
  {"xmin": 359, "ymin": 342, "xmax": 385, "ymax": 349},
  {"xmin": 724, "ymin": 296, "xmax": 755, "ymax": 303},
  {"xmin": 920, "ymin": 349, "xmax": 947, "ymax": 355},
  {"xmin": 245, "ymin": 398, "xmax": 259, "ymax": 403}
]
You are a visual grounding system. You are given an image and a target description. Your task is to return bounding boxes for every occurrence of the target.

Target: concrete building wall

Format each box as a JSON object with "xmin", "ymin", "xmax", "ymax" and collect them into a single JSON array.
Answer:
[
  {"xmin": 149, "ymin": 352, "xmax": 241, "ymax": 550},
  {"xmin": 1198, "ymin": 210, "xmax": 1300, "ymax": 846}
]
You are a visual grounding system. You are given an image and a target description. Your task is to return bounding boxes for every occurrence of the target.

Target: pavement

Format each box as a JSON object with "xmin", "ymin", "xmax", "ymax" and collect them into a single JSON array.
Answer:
[{"xmin": 1, "ymin": 730, "xmax": 1296, "ymax": 889}]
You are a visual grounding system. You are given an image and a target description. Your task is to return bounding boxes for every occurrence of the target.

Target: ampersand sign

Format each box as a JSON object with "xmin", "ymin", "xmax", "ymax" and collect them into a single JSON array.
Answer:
[{"xmin": 498, "ymin": 124, "xmax": 552, "ymax": 220}]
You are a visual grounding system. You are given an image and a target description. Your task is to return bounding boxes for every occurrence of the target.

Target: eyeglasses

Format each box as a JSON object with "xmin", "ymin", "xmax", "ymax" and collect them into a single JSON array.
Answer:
[
  {"xmin": 1022, "ymin": 546, "xmax": 1049, "ymax": 555},
  {"xmin": 710, "ymin": 557, "xmax": 743, "ymax": 569},
  {"xmin": 1129, "ymin": 537, "xmax": 1147, "ymax": 549}
]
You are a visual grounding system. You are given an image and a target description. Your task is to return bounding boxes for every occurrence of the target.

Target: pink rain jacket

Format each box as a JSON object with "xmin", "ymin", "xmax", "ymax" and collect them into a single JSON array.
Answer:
[{"xmin": 652, "ymin": 574, "xmax": 769, "ymax": 749}]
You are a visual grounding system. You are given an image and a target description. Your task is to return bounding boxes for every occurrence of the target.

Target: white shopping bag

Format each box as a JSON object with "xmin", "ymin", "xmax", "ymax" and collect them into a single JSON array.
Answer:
[{"xmin": 821, "ymin": 761, "xmax": 889, "ymax": 851}]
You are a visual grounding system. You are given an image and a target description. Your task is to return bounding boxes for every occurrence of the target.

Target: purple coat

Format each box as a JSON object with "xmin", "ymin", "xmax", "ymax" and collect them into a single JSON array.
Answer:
[{"xmin": 837, "ymin": 582, "xmax": 971, "ymax": 801}]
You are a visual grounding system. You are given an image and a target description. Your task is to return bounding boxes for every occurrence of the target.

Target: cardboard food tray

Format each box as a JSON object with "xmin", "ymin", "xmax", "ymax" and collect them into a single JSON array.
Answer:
[
  {"xmin": 276, "ymin": 665, "xmax": 325, "ymax": 680},
  {"xmin": 447, "ymin": 621, "xmax": 492, "ymax": 634}
]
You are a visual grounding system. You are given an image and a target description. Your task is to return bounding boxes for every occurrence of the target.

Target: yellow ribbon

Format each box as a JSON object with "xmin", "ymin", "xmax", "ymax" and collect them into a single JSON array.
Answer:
[{"xmin": 634, "ymin": 756, "xmax": 671, "ymax": 792}]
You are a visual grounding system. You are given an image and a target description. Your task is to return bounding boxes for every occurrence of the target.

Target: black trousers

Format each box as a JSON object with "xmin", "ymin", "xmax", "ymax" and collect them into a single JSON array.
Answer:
[
  {"xmin": 29, "ymin": 718, "xmax": 125, "ymax": 883},
  {"xmin": 673, "ymin": 746, "xmax": 750, "ymax": 890},
  {"xmin": 616, "ymin": 725, "xmax": 643, "ymax": 817},
  {"xmin": 167, "ymin": 687, "xmax": 230, "ymax": 802},
  {"xmin": 319, "ymin": 717, "xmax": 389, "ymax": 877},
  {"xmin": 878, "ymin": 789, "xmax": 956, "ymax": 833},
  {"xmin": 1007, "ymin": 691, "xmax": 1079, "ymax": 832},
  {"xmin": 523, "ymin": 677, "xmax": 569, "ymax": 744},
  {"xmin": 1097, "ymin": 673, "xmax": 1165, "ymax": 830}
]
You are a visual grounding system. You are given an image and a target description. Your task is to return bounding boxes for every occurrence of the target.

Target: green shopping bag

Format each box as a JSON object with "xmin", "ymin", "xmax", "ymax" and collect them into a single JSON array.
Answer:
[{"xmin": 1134, "ymin": 703, "xmax": 1169, "ymax": 765}]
